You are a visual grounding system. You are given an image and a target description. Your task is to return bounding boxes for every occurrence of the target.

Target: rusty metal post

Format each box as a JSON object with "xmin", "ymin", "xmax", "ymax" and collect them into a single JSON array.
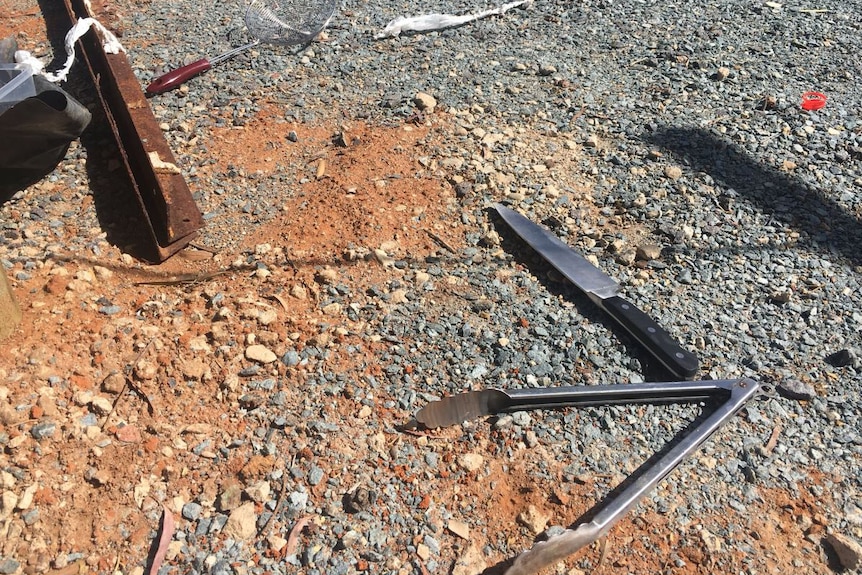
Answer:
[{"xmin": 60, "ymin": 0, "xmax": 205, "ymax": 262}]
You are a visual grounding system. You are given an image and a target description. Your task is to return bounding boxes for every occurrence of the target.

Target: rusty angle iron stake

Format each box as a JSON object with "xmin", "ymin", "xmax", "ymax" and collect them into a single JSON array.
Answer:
[{"xmin": 60, "ymin": 0, "xmax": 204, "ymax": 262}]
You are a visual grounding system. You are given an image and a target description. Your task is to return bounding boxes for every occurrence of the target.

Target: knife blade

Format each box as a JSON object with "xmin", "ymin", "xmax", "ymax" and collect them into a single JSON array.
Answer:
[{"xmin": 494, "ymin": 203, "xmax": 698, "ymax": 379}]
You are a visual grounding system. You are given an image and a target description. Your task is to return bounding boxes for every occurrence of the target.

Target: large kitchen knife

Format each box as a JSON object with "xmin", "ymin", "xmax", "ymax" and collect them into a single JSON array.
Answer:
[{"xmin": 495, "ymin": 203, "xmax": 698, "ymax": 379}]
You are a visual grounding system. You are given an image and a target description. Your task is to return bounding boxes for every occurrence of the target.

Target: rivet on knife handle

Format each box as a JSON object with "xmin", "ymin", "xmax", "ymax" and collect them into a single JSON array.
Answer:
[{"xmin": 601, "ymin": 295, "xmax": 699, "ymax": 379}]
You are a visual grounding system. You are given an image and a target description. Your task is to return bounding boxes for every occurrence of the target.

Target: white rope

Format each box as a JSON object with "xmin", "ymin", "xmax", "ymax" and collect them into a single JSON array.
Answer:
[{"xmin": 15, "ymin": 17, "xmax": 124, "ymax": 83}]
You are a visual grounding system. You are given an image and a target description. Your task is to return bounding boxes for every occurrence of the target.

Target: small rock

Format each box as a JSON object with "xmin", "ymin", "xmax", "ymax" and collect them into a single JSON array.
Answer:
[
  {"xmin": 584, "ymin": 134, "xmax": 600, "ymax": 148},
  {"xmin": 89, "ymin": 396, "xmax": 113, "ymax": 415},
  {"xmin": 134, "ymin": 361, "xmax": 158, "ymax": 380},
  {"xmin": 825, "ymin": 533, "xmax": 862, "ymax": 570},
  {"xmin": 290, "ymin": 284, "xmax": 307, "ymax": 299},
  {"xmin": 238, "ymin": 394, "xmax": 265, "ymax": 410},
  {"xmin": 281, "ymin": 351, "xmax": 301, "ymax": 367},
  {"xmin": 538, "ymin": 63, "xmax": 557, "ymax": 76},
  {"xmin": 517, "ymin": 504, "xmax": 551, "ymax": 535},
  {"xmin": 257, "ymin": 309, "xmax": 278, "ymax": 326},
  {"xmin": 343, "ymin": 487, "xmax": 375, "ymax": 513},
  {"xmin": 1, "ymin": 491, "xmax": 19, "ymax": 519},
  {"xmin": 664, "ymin": 165, "xmax": 683, "ymax": 180},
  {"xmin": 700, "ymin": 528, "xmax": 723, "ymax": 554},
  {"xmin": 31, "ymin": 421, "xmax": 56, "ymax": 440},
  {"xmin": 373, "ymin": 249, "xmax": 395, "ymax": 267},
  {"xmin": 636, "ymin": 244, "xmax": 662, "ymax": 261},
  {"xmin": 288, "ymin": 491, "xmax": 308, "ymax": 511},
  {"xmin": 778, "ymin": 379, "xmax": 817, "ymax": 401},
  {"xmin": 0, "ymin": 559, "xmax": 20, "ymax": 574},
  {"xmin": 102, "ymin": 372, "xmax": 126, "ymax": 394},
  {"xmin": 614, "ymin": 248, "xmax": 638, "ymax": 266},
  {"xmin": 16, "ymin": 484, "xmax": 37, "ymax": 510},
  {"xmin": 447, "ymin": 519, "xmax": 470, "ymax": 539},
  {"xmin": 182, "ymin": 502, "xmax": 203, "ymax": 521},
  {"xmin": 715, "ymin": 66, "xmax": 730, "ymax": 80},
  {"xmin": 223, "ymin": 502, "xmax": 257, "ymax": 541},
  {"xmin": 245, "ymin": 481, "xmax": 271, "ymax": 503},
  {"xmin": 414, "ymin": 92, "xmax": 437, "ymax": 112},
  {"xmin": 267, "ymin": 534, "xmax": 287, "ymax": 552},
  {"xmin": 217, "ymin": 482, "xmax": 243, "ymax": 512},
  {"xmin": 452, "ymin": 543, "xmax": 487, "ymax": 575},
  {"xmin": 245, "ymin": 345, "xmax": 277, "ymax": 364},
  {"xmin": 115, "ymin": 425, "xmax": 142, "ymax": 443},
  {"xmin": 826, "ymin": 349, "xmax": 857, "ymax": 368},
  {"xmin": 315, "ymin": 267, "xmax": 339, "ymax": 284},
  {"xmin": 456, "ymin": 453, "xmax": 484, "ymax": 472}
]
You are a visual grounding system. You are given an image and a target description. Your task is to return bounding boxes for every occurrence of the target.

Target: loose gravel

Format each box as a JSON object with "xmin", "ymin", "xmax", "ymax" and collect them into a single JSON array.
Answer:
[{"xmin": 2, "ymin": 0, "xmax": 862, "ymax": 574}]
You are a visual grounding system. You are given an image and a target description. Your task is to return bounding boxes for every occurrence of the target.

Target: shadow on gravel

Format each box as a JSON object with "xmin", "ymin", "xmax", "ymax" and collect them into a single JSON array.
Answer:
[
  {"xmin": 646, "ymin": 127, "xmax": 862, "ymax": 268},
  {"xmin": 488, "ymin": 208, "xmax": 685, "ymax": 383}
]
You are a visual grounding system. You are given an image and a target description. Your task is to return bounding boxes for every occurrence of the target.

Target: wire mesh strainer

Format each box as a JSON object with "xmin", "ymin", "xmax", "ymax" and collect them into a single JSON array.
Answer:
[{"xmin": 146, "ymin": 0, "xmax": 337, "ymax": 95}]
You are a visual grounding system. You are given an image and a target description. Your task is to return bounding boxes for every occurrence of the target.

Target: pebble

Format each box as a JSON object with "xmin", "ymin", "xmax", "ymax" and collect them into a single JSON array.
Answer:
[
  {"xmin": 825, "ymin": 533, "xmax": 862, "ymax": 570},
  {"xmin": 447, "ymin": 519, "xmax": 470, "ymax": 539},
  {"xmin": 30, "ymin": 421, "xmax": 56, "ymax": 440},
  {"xmin": 517, "ymin": 505, "xmax": 551, "ymax": 535},
  {"xmin": 182, "ymin": 502, "xmax": 203, "ymax": 521},
  {"xmin": 456, "ymin": 453, "xmax": 484, "ymax": 472},
  {"xmin": 245, "ymin": 345, "xmax": 277, "ymax": 364},
  {"xmin": 223, "ymin": 502, "xmax": 257, "ymax": 541},
  {"xmin": 218, "ymin": 482, "xmax": 242, "ymax": 512},
  {"xmin": 778, "ymin": 379, "xmax": 817, "ymax": 401},
  {"xmin": 414, "ymin": 92, "xmax": 437, "ymax": 112}
]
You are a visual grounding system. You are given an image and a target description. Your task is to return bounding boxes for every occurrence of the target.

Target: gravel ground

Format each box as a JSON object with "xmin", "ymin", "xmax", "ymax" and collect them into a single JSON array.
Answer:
[{"xmin": 2, "ymin": 0, "xmax": 862, "ymax": 574}]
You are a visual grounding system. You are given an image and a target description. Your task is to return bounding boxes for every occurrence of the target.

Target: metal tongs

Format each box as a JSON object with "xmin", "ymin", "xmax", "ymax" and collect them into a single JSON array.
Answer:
[{"xmin": 415, "ymin": 377, "xmax": 762, "ymax": 575}]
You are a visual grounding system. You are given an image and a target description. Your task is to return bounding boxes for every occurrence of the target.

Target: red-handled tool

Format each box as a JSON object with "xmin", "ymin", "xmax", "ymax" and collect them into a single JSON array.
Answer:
[
  {"xmin": 146, "ymin": 41, "xmax": 259, "ymax": 95},
  {"xmin": 146, "ymin": 0, "xmax": 337, "ymax": 95}
]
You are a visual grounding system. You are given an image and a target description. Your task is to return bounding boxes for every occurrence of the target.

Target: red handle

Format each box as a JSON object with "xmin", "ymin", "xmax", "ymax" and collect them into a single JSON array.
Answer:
[{"xmin": 146, "ymin": 58, "xmax": 212, "ymax": 95}]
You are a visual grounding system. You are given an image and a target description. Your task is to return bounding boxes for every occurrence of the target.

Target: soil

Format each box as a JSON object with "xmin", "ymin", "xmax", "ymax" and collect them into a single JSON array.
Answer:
[{"xmin": 0, "ymin": 2, "xmax": 845, "ymax": 575}]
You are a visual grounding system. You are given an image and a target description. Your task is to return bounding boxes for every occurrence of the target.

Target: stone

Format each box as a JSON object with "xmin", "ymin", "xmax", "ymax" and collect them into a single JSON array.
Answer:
[
  {"xmin": 245, "ymin": 345, "xmax": 277, "ymax": 364},
  {"xmin": 456, "ymin": 453, "xmax": 484, "ymax": 472},
  {"xmin": 223, "ymin": 502, "xmax": 257, "ymax": 541},
  {"xmin": 826, "ymin": 349, "xmax": 858, "ymax": 368},
  {"xmin": 664, "ymin": 165, "xmax": 683, "ymax": 180},
  {"xmin": 1, "ymin": 491, "xmax": 18, "ymax": 519},
  {"xmin": 315, "ymin": 267, "xmax": 339, "ymax": 284},
  {"xmin": 217, "ymin": 482, "xmax": 243, "ymax": 512},
  {"xmin": 517, "ymin": 504, "xmax": 551, "ymax": 535},
  {"xmin": 452, "ymin": 543, "xmax": 486, "ymax": 575},
  {"xmin": 447, "ymin": 519, "xmax": 470, "ymax": 539},
  {"xmin": 102, "ymin": 372, "xmax": 126, "ymax": 394},
  {"xmin": 182, "ymin": 502, "xmax": 203, "ymax": 521},
  {"xmin": 267, "ymin": 534, "xmax": 287, "ymax": 552},
  {"xmin": 715, "ymin": 66, "xmax": 730, "ymax": 80},
  {"xmin": 414, "ymin": 92, "xmax": 437, "ymax": 112},
  {"xmin": 31, "ymin": 421, "xmax": 56, "ymax": 440},
  {"xmin": 825, "ymin": 533, "xmax": 862, "ymax": 570},
  {"xmin": 778, "ymin": 379, "xmax": 817, "ymax": 401},
  {"xmin": 115, "ymin": 425, "xmax": 142, "ymax": 443},
  {"xmin": 636, "ymin": 244, "xmax": 662, "ymax": 261},
  {"xmin": 89, "ymin": 396, "xmax": 113, "ymax": 415},
  {"xmin": 245, "ymin": 481, "xmax": 271, "ymax": 503}
]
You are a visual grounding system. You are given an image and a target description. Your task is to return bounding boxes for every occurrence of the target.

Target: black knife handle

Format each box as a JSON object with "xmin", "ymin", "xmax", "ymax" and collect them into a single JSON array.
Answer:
[{"xmin": 601, "ymin": 295, "xmax": 699, "ymax": 380}]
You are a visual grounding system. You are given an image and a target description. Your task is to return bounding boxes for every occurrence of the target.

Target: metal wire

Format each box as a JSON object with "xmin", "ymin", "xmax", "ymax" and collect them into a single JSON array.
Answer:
[{"xmin": 244, "ymin": 0, "xmax": 337, "ymax": 45}]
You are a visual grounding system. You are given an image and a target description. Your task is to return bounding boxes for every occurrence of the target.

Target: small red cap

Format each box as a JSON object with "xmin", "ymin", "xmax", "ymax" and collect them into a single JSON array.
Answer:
[{"xmin": 801, "ymin": 91, "xmax": 827, "ymax": 111}]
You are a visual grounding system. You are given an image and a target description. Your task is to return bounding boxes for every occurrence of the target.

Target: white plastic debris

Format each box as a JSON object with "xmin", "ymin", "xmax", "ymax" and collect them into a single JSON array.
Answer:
[
  {"xmin": 376, "ymin": 0, "xmax": 534, "ymax": 39},
  {"xmin": 15, "ymin": 17, "xmax": 124, "ymax": 83}
]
